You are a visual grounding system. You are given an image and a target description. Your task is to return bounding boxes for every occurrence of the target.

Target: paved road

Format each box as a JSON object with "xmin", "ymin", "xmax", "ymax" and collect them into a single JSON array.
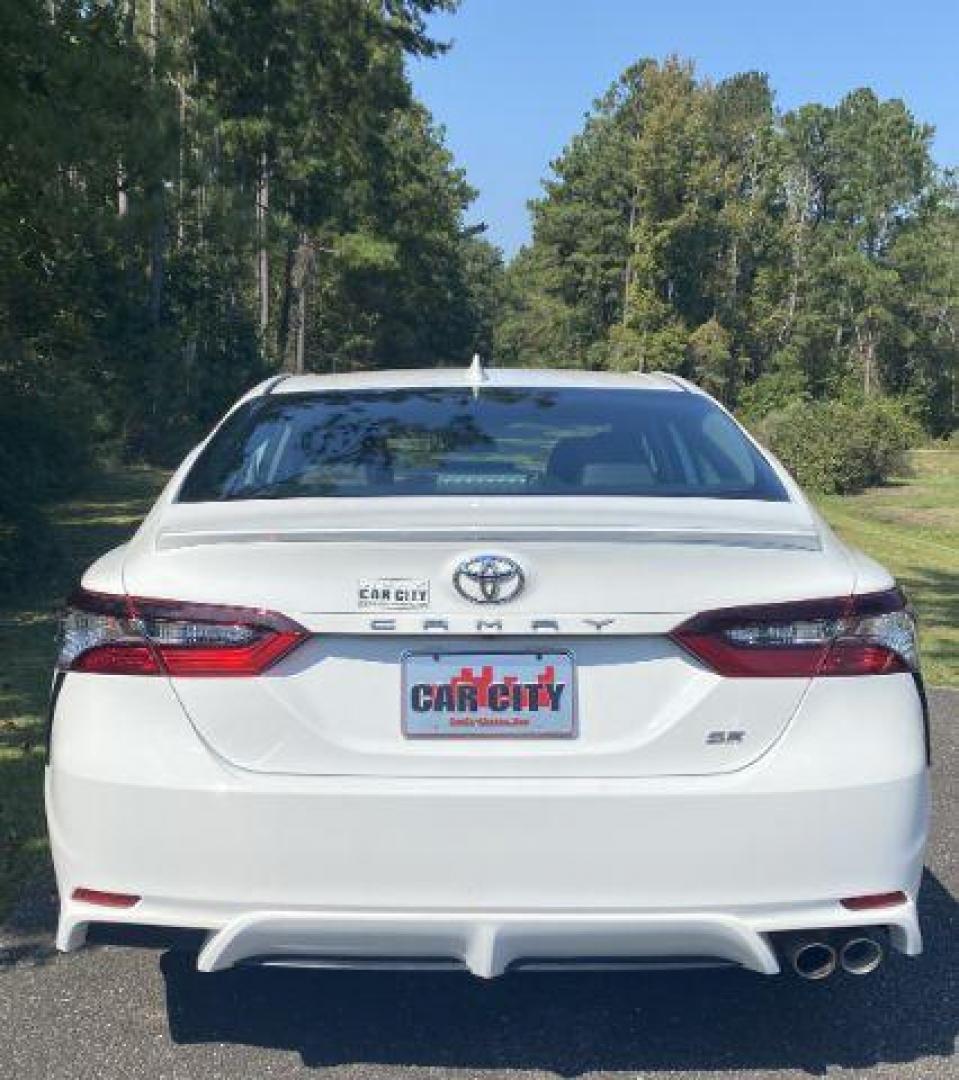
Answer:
[{"xmin": 1, "ymin": 692, "xmax": 956, "ymax": 1080}]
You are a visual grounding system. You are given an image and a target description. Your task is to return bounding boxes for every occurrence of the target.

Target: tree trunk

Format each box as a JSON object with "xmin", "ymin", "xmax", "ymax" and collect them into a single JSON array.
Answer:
[
  {"xmin": 256, "ymin": 152, "xmax": 270, "ymax": 335},
  {"xmin": 149, "ymin": 192, "xmax": 166, "ymax": 324},
  {"xmin": 291, "ymin": 234, "xmax": 312, "ymax": 374},
  {"xmin": 295, "ymin": 288, "xmax": 307, "ymax": 374},
  {"xmin": 118, "ymin": 1, "xmax": 137, "ymax": 218},
  {"xmin": 176, "ymin": 79, "xmax": 186, "ymax": 247},
  {"xmin": 622, "ymin": 189, "xmax": 638, "ymax": 326},
  {"xmin": 278, "ymin": 236, "xmax": 297, "ymax": 364},
  {"xmin": 280, "ymin": 234, "xmax": 317, "ymax": 373},
  {"xmin": 853, "ymin": 322, "xmax": 878, "ymax": 397},
  {"xmin": 728, "ymin": 237, "xmax": 739, "ymax": 309},
  {"xmin": 149, "ymin": 0, "xmax": 157, "ymax": 56},
  {"xmin": 862, "ymin": 331, "xmax": 877, "ymax": 397},
  {"xmin": 146, "ymin": 0, "xmax": 164, "ymax": 323},
  {"xmin": 117, "ymin": 161, "xmax": 128, "ymax": 217}
]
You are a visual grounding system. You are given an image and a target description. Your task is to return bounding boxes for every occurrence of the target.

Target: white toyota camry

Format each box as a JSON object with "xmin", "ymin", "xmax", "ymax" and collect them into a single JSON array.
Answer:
[{"xmin": 46, "ymin": 364, "xmax": 930, "ymax": 981}]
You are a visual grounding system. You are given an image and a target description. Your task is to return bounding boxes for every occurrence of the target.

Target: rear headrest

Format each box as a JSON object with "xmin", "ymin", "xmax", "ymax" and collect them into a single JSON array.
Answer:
[{"xmin": 546, "ymin": 431, "xmax": 655, "ymax": 486}]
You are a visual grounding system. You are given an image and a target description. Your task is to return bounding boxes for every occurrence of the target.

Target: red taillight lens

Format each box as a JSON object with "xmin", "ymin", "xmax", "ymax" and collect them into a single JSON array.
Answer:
[
  {"xmin": 71, "ymin": 887, "xmax": 141, "ymax": 908},
  {"xmin": 59, "ymin": 590, "xmax": 307, "ymax": 677},
  {"xmin": 841, "ymin": 891, "xmax": 907, "ymax": 911},
  {"xmin": 672, "ymin": 589, "xmax": 918, "ymax": 678},
  {"xmin": 73, "ymin": 644, "xmax": 162, "ymax": 675}
]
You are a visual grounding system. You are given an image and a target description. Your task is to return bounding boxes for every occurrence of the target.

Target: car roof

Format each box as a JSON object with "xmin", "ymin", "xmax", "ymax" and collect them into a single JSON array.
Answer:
[{"xmin": 257, "ymin": 367, "xmax": 694, "ymax": 396}]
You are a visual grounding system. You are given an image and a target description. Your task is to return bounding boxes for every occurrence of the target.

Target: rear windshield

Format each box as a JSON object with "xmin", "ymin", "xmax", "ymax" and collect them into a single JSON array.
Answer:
[{"xmin": 178, "ymin": 387, "xmax": 787, "ymax": 502}]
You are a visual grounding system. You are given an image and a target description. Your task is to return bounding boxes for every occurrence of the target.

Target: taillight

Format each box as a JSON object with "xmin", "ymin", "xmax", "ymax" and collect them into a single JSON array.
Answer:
[
  {"xmin": 672, "ymin": 588, "xmax": 918, "ymax": 678},
  {"xmin": 58, "ymin": 589, "xmax": 307, "ymax": 677},
  {"xmin": 72, "ymin": 887, "xmax": 141, "ymax": 908},
  {"xmin": 841, "ymin": 891, "xmax": 907, "ymax": 911}
]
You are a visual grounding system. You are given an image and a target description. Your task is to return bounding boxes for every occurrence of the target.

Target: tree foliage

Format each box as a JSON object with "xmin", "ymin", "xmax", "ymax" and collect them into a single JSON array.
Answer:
[
  {"xmin": 756, "ymin": 397, "xmax": 920, "ymax": 495},
  {"xmin": 0, "ymin": 0, "xmax": 499, "ymax": 583},
  {"xmin": 2, "ymin": 23, "xmax": 956, "ymax": 592},
  {"xmin": 497, "ymin": 57, "xmax": 958, "ymax": 434}
]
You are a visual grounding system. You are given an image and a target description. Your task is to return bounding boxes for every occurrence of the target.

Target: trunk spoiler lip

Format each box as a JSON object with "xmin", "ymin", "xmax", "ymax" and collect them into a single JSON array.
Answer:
[{"xmin": 155, "ymin": 526, "xmax": 822, "ymax": 552}]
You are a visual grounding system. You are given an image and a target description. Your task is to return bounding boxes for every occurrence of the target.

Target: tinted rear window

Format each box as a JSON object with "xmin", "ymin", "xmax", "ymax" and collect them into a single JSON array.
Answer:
[{"xmin": 178, "ymin": 387, "xmax": 787, "ymax": 502}]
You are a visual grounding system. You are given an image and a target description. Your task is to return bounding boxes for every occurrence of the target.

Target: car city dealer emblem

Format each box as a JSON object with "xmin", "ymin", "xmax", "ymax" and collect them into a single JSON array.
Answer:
[{"xmin": 453, "ymin": 555, "xmax": 525, "ymax": 604}]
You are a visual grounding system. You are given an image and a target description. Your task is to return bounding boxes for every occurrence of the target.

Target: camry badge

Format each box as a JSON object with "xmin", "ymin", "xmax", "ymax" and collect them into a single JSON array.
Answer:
[{"xmin": 453, "ymin": 555, "xmax": 525, "ymax": 605}]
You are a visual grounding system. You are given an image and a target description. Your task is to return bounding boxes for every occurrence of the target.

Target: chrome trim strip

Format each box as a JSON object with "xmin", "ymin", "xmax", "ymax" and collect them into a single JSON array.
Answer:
[{"xmin": 157, "ymin": 528, "xmax": 822, "ymax": 552}]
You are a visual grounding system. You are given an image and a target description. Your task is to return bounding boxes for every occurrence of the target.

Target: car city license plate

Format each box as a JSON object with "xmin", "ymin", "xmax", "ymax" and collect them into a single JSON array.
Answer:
[{"xmin": 402, "ymin": 652, "xmax": 576, "ymax": 738}]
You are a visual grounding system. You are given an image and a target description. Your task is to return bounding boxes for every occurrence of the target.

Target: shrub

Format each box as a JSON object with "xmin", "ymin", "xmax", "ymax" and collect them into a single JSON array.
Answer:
[
  {"xmin": 737, "ymin": 369, "xmax": 809, "ymax": 426},
  {"xmin": 752, "ymin": 396, "xmax": 919, "ymax": 495}
]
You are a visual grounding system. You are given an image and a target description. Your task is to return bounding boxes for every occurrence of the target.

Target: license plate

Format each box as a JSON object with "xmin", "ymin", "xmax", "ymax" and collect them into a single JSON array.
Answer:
[{"xmin": 402, "ymin": 652, "xmax": 576, "ymax": 738}]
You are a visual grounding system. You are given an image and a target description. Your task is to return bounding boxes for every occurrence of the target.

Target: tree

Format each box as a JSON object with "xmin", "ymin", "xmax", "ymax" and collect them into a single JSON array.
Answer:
[
  {"xmin": 498, "ymin": 55, "xmax": 956, "ymax": 430},
  {"xmin": 0, "ymin": 0, "xmax": 502, "ymax": 586},
  {"xmin": 887, "ymin": 194, "xmax": 959, "ymax": 433},
  {"xmin": 192, "ymin": 0, "xmax": 463, "ymax": 372}
]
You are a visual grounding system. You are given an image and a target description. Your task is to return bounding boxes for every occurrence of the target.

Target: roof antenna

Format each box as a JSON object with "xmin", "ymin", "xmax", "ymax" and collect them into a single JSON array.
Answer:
[{"xmin": 467, "ymin": 353, "xmax": 487, "ymax": 397}]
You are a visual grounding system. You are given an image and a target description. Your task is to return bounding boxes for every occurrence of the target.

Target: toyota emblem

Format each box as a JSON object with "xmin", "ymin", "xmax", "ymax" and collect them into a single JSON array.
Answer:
[{"xmin": 453, "ymin": 555, "xmax": 525, "ymax": 604}]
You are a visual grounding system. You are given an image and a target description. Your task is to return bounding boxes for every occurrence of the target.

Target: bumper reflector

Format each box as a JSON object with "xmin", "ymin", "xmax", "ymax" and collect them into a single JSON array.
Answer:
[
  {"xmin": 840, "ymin": 891, "xmax": 907, "ymax": 911},
  {"xmin": 71, "ymin": 887, "xmax": 141, "ymax": 909}
]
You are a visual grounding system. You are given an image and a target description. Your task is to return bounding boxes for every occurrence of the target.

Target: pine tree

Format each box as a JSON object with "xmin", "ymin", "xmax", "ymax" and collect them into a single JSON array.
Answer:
[{"xmin": 499, "ymin": 55, "xmax": 955, "ymax": 428}]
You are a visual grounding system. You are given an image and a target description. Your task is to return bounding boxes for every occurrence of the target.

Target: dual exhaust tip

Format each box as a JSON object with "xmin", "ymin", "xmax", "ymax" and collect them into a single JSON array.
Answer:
[{"xmin": 786, "ymin": 933, "xmax": 884, "ymax": 980}]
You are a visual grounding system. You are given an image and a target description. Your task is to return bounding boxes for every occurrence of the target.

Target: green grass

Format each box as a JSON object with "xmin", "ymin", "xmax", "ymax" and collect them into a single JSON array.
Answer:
[
  {"xmin": 818, "ymin": 442, "xmax": 959, "ymax": 688},
  {"xmin": 0, "ymin": 466, "xmax": 167, "ymax": 920},
  {"xmin": 0, "ymin": 449, "xmax": 955, "ymax": 919}
]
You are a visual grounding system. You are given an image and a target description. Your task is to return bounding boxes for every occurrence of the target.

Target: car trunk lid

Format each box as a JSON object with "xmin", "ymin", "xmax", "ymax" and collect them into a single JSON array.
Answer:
[{"xmin": 122, "ymin": 496, "xmax": 850, "ymax": 778}]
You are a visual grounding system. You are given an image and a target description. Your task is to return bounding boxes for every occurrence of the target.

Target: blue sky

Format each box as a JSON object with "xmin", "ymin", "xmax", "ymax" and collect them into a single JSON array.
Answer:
[{"xmin": 409, "ymin": 0, "xmax": 959, "ymax": 257}]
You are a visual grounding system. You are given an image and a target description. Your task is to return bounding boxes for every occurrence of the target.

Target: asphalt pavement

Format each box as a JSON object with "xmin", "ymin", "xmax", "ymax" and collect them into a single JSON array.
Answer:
[{"xmin": 1, "ymin": 690, "xmax": 956, "ymax": 1080}]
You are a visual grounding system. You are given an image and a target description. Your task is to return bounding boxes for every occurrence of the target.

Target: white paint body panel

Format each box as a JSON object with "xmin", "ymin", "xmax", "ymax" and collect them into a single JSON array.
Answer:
[
  {"xmin": 46, "ymin": 370, "xmax": 930, "ymax": 975},
  {"xmin": 168, "ymin": 636, "xmax": 810, "ymax": 777},
  {"xmin": 46, "ymin": 672, "xmax": 928, "ymax": 974}
]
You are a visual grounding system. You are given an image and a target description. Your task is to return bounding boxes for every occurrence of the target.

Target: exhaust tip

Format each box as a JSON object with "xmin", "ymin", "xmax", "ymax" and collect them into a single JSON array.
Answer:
[
  {"xmin": 789, "ymin": 941, "xmax": 837, "ymax": 981},
  {"xmin": 840, "ymin": 936, "xmax": 883, "ymax": 976}
]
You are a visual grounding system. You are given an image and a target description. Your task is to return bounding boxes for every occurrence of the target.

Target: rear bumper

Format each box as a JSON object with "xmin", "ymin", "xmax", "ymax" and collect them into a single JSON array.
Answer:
[
  {"xmin": 46, "ymin": 673, "xmax": 930, "ymax": 974},
  {"xmin": 47, "ymin": 767, "xmax": 929, "ymax": 974},
  {"xmin": 191, "ymin": 903, "xmax": 923, "ymax": 977}
]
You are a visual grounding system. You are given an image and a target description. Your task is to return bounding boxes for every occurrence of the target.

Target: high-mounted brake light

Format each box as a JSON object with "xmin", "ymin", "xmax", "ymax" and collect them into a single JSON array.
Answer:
[
  {"xmin": 672, "ymin": 589, "xmax": 918, "ymax": 678},
  {"xmin": 58, "ymin": 590, "xmax": 307, "ymax": 677}
]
